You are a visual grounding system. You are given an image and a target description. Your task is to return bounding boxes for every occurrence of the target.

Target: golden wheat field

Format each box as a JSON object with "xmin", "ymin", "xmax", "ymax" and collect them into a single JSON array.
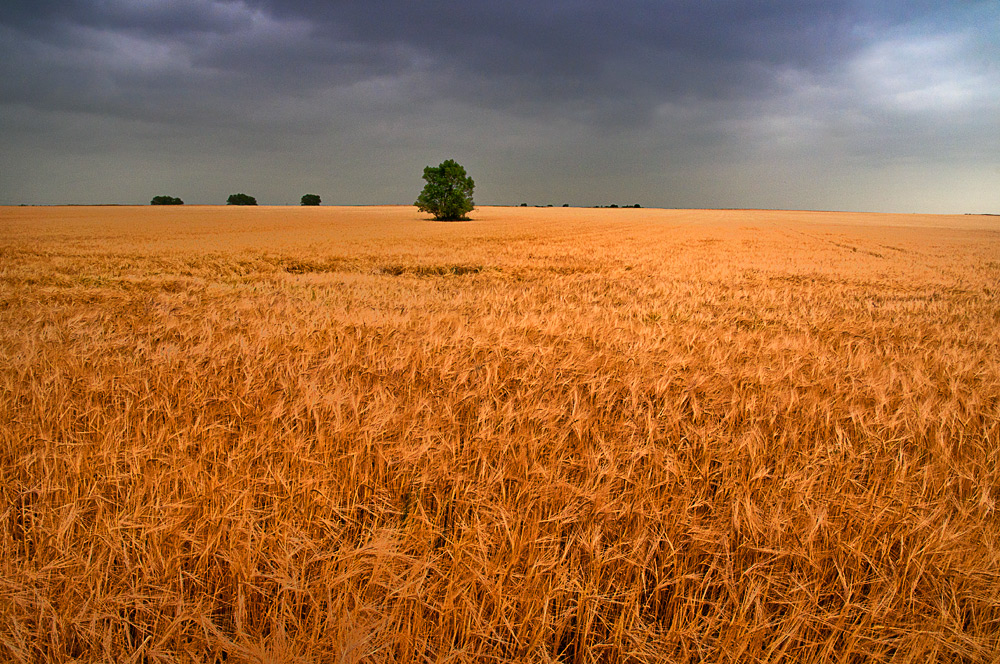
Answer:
[{"xmin": 2, "ymin": 204, "xmax": 1000, "ymax": 663}]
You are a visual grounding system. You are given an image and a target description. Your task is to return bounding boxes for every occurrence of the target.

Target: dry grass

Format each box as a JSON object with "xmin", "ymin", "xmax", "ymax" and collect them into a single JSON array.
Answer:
[{"xmin": 2, "ymin": 204, "xmax": 1000, "ymax": 663}]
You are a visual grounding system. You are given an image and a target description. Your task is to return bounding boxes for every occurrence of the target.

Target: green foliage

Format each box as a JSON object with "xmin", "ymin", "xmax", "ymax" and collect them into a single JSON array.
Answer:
[
  {"xmin": 300, "ymin": 194, "xmax": 321, "ymax": 206},
  {"xmin": 227, "ymin": 193, "xmax": 257, "ymax": 206},
  {"xmin": 415, "ymin": 159, "xmax": 475, "ymax": 221},
  {"xmin": 150, "ymin": 195, "xmax": 183, "ymax": 205}
]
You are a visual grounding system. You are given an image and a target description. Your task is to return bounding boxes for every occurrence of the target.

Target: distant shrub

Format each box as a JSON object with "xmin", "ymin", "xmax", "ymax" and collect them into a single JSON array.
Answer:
[
  {"xmin": 562, "ymin": 203, "xmax": 569, "ymax": 207},
  {"xmin": 151, "ymin": 196, "xmax": 183, "ymax": 205},
  {"xmin": 227, "ymin": 193, "xmax": 257, "ymax": 206},
  {"xmin": 520, "ymin": 203, "xmax": 528, "ymax": 207},
  {"xmin": 300, "ymin": 194, "xmax": 321, "ymax": 206}
]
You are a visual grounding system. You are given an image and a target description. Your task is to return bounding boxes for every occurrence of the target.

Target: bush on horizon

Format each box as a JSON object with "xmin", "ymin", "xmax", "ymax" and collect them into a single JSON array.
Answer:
[
  {"xmin": 227, "ymin": 193, "xmax": 257, "ymax": 206},
  {"xmin": 151, "ymin": 195, "xmax": 183, "ymax": 205}
]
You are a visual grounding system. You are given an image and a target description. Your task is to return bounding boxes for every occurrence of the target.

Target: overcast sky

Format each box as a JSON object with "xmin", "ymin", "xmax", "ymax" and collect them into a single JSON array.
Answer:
[{"xmin": 1, "ymin": 1, "xmax": 998, "ymax": 212}]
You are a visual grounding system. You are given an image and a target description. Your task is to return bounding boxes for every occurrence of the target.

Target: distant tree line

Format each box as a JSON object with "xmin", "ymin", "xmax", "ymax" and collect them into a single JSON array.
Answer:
[
  {"xmin": 150, "ymin": 193, "xmax": 323, "ymax": 205},
  {"xmin": 149, "ymin": 160, "xmax": 644, "ymax": 214},
  {"xmin": 518, "ymin": 202, "xmax": 642, "ymax": 208},
  {"xmin": 148, "ymin": 190, "xmax": 641, "ymax": 210}
]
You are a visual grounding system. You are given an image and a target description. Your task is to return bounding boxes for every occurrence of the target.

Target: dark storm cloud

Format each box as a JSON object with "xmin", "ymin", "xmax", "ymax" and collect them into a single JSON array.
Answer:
[
  {"xmin": 0, "ymin": 1, "xmax": 405, "ymax": 122},
  {"xmin": 241, "ymin": 1, "xmax": 983, "ymax": 113},
  {"xmin": 1, "ymin": 0, "xmax": 248, "ymax": 37},
  {"xmin": 1, "ymin": 0, "xmax": 997, "ymax": 210},
  {"xmin": 0, "ymin": 0, "xmax": 947, "ymax": 120},
  {"xmin": 239, "ymin": 0, "xmax": 864, "ymax": 116}
]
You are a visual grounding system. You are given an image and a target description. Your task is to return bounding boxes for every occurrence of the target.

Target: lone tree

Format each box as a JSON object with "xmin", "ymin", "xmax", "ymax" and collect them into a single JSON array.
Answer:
[
  {"xmin": 415, "ymin": 159, "xmax": 475, "ymax": 221},
  {"xmin": 300, "ymin": 194, "xmax": 321, "ymax": 206},
  {"xmin": 150, "ymin": 195, "xmax": 183, "ymax": 205},
  {"xmin": 227, "ymin": 193, "xmax": 257, "ymax": 205}
]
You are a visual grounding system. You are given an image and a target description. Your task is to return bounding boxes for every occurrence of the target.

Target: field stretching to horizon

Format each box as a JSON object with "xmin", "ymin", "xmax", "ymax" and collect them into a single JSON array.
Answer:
[{"xmin": 2, "ymin": 204, "xmax": 1000, "ymax": 663}]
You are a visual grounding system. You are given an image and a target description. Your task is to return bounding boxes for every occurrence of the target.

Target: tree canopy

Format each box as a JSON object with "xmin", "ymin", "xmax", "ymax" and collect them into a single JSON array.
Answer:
[
  {"xmin": 227, "ymin": 193, "xmax": 257, "ymax": 206},
  {"xmin": 300, "ymin": 194, "xmax": 321, "ymax": 206},
  {"xmin": 415, "ymin": 159, "xmax": 475, "ymax": 221},
  {"xmin": 150, "ymin": 195, "xmax": 183, "ymax": 205}
]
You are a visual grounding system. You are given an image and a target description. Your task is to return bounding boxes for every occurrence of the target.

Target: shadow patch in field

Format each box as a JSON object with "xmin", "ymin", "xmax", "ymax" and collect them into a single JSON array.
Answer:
[
  {"xmin": 275, "ymin": 257, "xmax": 354, "ymax": 274},
  {"xmin": 377, "ymin": 264, "xmax": 484, "ymax": 277}
]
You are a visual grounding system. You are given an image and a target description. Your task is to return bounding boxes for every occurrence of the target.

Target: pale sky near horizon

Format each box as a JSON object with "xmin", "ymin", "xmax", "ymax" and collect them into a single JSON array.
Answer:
[{"xmin": 1, "ymin": 1, "xmax": 998, "ymax": 213}]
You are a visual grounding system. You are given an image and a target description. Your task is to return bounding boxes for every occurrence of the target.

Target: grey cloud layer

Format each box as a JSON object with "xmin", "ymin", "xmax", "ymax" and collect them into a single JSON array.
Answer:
[{"xmin": 1, "ymin": 1, "xmax": 997, "ymax": 210}]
